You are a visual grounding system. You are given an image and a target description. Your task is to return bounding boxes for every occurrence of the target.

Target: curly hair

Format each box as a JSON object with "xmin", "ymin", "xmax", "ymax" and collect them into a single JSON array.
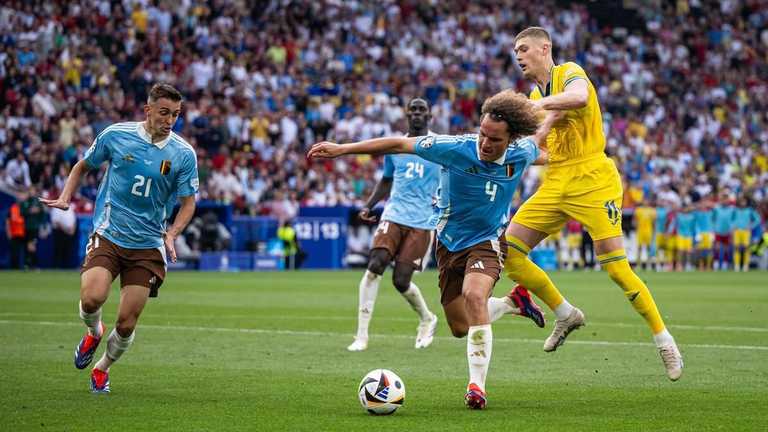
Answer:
[{"xmin": 480, "ymin": 90, "xmax": 541, "ymax": 140}]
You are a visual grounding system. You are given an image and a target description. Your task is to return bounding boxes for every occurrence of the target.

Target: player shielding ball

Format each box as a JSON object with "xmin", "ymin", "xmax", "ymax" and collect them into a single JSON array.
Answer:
[
  {"xmin": 310, "ymin": 90, "xmax": 555, "ymax": 409},
  {"xmin": 41, "ymin": 83, "xmax": 199, "ymax": 393},
  {"xmin": 498, "ymin": 27, "xmax": 683, "ymax": 380}
]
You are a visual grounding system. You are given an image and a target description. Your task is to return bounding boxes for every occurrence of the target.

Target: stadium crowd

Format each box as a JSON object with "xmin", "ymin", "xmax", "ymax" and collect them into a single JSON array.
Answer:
[{"xmin": 1, "ymin": 0, "xmax": 766, "ymax": 268}]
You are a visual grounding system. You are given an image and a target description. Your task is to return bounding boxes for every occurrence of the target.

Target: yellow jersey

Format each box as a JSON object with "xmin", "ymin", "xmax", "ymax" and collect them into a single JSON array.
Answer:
[
  {"xmin": 635, "ymin": 206, "xmax": 656, "ymax": 234},
  {"xmin": 529, "ymin": 62, "xmax": 605, "ymax": 164}
]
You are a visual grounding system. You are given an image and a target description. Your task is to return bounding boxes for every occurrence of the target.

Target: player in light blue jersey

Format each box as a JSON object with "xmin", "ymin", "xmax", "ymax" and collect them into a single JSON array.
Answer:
[
  {"xmin": 713, "ymin": 194, "xmax": 737, "ymax": 270},
  {"xmin": 41, "ymin": 83, "xmax": 198, "ymax": 393},
  {"xmin": 654, "ymin": 202, "xmax": 670, "ymax": 271},
  {"xmin": 693, "ymin": 200, "xmax": 715, "ymax": 270},
  {"xmin": 348, "ymin": 98, "xmax": 442, "ymax": 352},
  {"xmin": 310, "ymin": 90, "xmax": 553, "ymax": 409},
  {"xmin": 673, "ymin": 202, "xmax": 696, "ymax": 271},
  {"xmin": 733, "ymin": 196, "xmax": 762, "ymax": 271}
]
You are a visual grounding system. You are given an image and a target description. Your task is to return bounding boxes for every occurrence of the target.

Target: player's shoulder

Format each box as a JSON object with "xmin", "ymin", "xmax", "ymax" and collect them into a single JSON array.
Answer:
[
  {"xmin": 559, "ymin": 61, "xmax": 588, "ymax": 81},
  {"xmin": 96, "ymin": 121, "xmax": 140, "ymax": 141},
  {"xmin": 169, "ymin": 132, "xmax": 196, "ymax": 157}
]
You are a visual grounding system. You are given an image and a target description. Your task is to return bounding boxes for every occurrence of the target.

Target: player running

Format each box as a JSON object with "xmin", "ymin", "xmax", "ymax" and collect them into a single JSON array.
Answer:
[
  {"xmin": 347, "ymin": 98, "xmax": 441, "ymax": 352},
  {"xmin": 499, "ymin": 27, "xmax": 683, "ymax": 381},
  {"xmin": 41, "ymin": 83, "xmax": 198, "ymax": 393},
  {"xmin": 309, "ymin": 90, "xmax": 554, "ymax": 409}
]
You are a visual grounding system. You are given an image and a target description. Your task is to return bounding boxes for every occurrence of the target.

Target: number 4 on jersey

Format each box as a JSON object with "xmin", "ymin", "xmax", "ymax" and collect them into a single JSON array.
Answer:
[{"xmin": 485, "ymin": 181, "xmax": 497, "ymax": 202}]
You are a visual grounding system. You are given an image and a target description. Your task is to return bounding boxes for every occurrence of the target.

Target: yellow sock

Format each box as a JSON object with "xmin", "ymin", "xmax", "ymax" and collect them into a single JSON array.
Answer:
[
  {"xmin": 734, "ymin": 249, "xmax": 742, "ymax": 269},
  {"xmin": 504, "ymin": 235, "xmax": 564, "ymax": 310},
  {"xmin": 743, "ymin": 250, "xmax": 751, "ymax": 270},
  {"xmin": 598, "ymin": 249, "xmax": 665, "ymax": 334}
]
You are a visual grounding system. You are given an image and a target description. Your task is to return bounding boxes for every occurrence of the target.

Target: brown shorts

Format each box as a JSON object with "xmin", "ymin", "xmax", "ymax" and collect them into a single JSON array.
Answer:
[
  {"xmin": 435, "ymin": 238, "xmax": 508, "ymax": 305},
  {"xmin": 371, "ymin": 220, "xmax": 433, "ymax": 270},
  {"xmin": 81, "ymin": 234, "xmax": 166, "ymax": 297}
]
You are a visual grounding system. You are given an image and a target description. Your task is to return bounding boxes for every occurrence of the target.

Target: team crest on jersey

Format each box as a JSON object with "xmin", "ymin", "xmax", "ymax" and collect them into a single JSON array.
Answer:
[
  {"xmin": 160, "ymin": 160, "xmax": 172, "ymax": 175},
  {"xmin": 605, "ymin": 200, "xmax": 621, "ymax": 225},
  {"xmin": 420, "ymin": 136, "xmax": 435, "ymax": 148},
  {"xmin": 122, "ymin": 154, "xmax": 135, "ymax": 163}
]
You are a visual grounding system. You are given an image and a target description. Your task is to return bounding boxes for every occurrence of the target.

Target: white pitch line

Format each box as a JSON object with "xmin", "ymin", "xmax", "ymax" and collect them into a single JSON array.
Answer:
[
  {"xmin": 1, "ymin": 319, "xmax": 767, "ymax": 351},
  {"xmin": 1, "ymin": 312, "xmax": 766, "ymax": 333}
]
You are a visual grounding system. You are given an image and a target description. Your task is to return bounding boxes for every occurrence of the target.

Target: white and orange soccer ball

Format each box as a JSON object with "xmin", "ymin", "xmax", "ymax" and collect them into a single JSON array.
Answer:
[{"xmin": 357, "ymin": 369, "xmax": 405, "ymax": 415}]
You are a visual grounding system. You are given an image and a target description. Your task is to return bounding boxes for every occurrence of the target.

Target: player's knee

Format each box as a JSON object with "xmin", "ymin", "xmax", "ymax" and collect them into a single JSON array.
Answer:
[
  {"xmin": 391, "ymin": 269, "xmax": 411, "ymax": 293},
  {"xmin": 80, "ymin": 297, "xmax": 103, "ymax": 313},
  {"xmin": 367, "ymin": 250, "xmax": 389, "ymax": 275},
  {"xmin": 462, "ymin": 288, "xmax": 486, "ymax": 311}
]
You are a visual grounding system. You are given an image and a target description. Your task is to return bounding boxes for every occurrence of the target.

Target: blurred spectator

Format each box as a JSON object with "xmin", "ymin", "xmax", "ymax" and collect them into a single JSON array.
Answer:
[
  {"xmin": 50, "ymin": 204, "xmax": 77, "ymax": 268},
  {"xmin": 5, "ymin": 199, "xmax": 26, "ymax": 269},
  {"xmin": 19, "ymin": 188, "xmax": 47, "ymax": 269}
]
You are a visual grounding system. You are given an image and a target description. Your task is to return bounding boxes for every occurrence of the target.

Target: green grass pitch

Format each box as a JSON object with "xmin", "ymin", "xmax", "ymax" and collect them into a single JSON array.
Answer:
[{"xmin": 0, "ymin": 270, "xmax": 766, "ymax": 431}]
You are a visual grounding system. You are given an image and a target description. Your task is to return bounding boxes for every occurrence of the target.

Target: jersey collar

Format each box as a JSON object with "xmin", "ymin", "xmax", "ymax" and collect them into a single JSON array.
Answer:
[
  {"xmin": 475, "ymin": 138, "xmax": 506, "ymax": 165},
  {"xmin": 137, "ymin": 122, "xmax": 172, "ymax": 149}
]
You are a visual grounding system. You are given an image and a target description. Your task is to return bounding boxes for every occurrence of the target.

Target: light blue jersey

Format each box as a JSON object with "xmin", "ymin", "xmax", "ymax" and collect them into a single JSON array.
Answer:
[
  {"xmin": 414, "ymin": 134, "xmax": 538, "ymax": 252},
  {"xmin": 84, "ymin": 122, "xmax": 199, "ymax": 249},
  {"xmin": 380, "ymin": 152, "xmax": 441, "ymax": 230},
  {"xmin": 733, "ymin": 207, "xmax": 761, "ymax": 231},
  {"xmin": 655, "ymin": 207, "xmax": 669, "ymax": 233},
  {"xmin": 694, "ymin": 210, "xmax": 714, "ymax": 235},
  {"xmin": 713, "ymin": 204, "xmax": 736, "ymax": 235},
  {"xmin": 675, "ymin": 212, "xmax": 695, "ymax": 238}
]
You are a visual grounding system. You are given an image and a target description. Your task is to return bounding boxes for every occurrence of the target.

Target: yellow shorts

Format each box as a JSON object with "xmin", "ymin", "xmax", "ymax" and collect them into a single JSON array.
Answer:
[
  {"xmin": 655, "ymin": 233, "xmax": 668, "ymax": 250},
  {"xmin": 676, "ymin": 236, "xmax": 693, "ymax": 252},
  {"xmin": 566, "ymin": 233, "xmax": 582, "ymax": 248},
  {"xmin": 513, "ymin": 154, "xmax": 623, "ymax": 241},
  {"xmin": 697, "ymin": 232, "xmax": 714, "ymax": 250},
  {"xmin": 637, "ymin": 229, "xmax": 652, "ymax": 247},
  {"xmin": 733, "ymin": 230, "xmax": 751, "ymax": 247}
]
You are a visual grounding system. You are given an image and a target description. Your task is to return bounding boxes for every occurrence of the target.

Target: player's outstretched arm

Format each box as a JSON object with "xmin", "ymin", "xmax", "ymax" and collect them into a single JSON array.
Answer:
[
  {"xmin": 164, "ymin": 195, "xmax": 196, "ymax": 263},
  {"xmin": 307, "ymin": 137, "xmax": 419, "ymax": 159},
  {"xmin": 38, "ymin": 159, "xmax": 92, "ymax": 209},
  {"xmin": 533, "ymin": 79, "xmax": 588, "ymax": 111}
]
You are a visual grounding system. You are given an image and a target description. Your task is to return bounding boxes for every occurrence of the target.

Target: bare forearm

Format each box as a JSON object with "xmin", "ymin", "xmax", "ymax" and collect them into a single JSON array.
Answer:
[
  {"xmin": 341, "ymin": 137, "xmax": 417, "ymax": 156},
  {"xmin": 537, "ymin": 80, "xmax": 589, "ymax": 111},
  {"xmin": 59, "ymin": 160, "xmax": 90, "ymax": 202},
  {"xmin": 364, "ymin": 179, "xmax": 392, "ymax": 209},
  {"xmin": 168, "ymin": 197, "xmax": 195, "ymax": 237}
]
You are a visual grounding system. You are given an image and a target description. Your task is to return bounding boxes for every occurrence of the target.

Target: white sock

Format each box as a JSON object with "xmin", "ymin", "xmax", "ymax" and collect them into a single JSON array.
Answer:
[
  {"xmin": 653, "ymin": 328, "xmax": 675, "ymax": 347},
  {"xmin": 79, "ymin": 301, "xmax": 103, "ymax": 337},
  {"xmin": 487, "ymin": 297, "xmax": 516, "ymax": 322},
  {"xmin": 355, "ymin": 270, "xmax": 381, "ymax": 341},
  {"xmin": 401, "ymin": 282, "xmax": 432, "ymax": 321},
  {"xmin": 467, "ymin": 324, "xmax": 492, "ymax": 391},
  {"xmin": 94, "ymin": 328, "xmax": 135, "ymax": 371},
  {"xmin": 553, "ymin": 299, "xmax": 575, "ymax": 320}
]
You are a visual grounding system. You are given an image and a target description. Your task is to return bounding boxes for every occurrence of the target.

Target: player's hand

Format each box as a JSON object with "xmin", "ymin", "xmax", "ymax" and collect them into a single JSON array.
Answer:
[
  {"xmin": 307, "ymin": 142, "xmax": 345, "ymax": 159},
  {"xmin": 359, "ymin": 207, "xmax": 377, "ymax": 223},
  {"xmin": 545, "ymin": 110, "xmax": 566, "ymax": 122},
  {"xmin": 38, "ymin": 197, "xmax": 70, "ymax": 210},
  {"xmin": 164, "ymin": 232, "xmax": 177, "ymax": 263}
]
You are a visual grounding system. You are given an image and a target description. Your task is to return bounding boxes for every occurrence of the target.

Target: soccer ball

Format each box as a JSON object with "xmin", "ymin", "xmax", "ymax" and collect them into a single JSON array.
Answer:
[{"xmin": 357, "ymin": 369, "xmax": 406, "ymax": 415}]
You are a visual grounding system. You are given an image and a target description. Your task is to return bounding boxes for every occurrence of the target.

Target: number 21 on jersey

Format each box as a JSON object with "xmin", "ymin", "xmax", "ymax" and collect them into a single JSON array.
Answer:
[{"xmin": 131, "ymin": 175, "xmax": 152, "ymax": 197}]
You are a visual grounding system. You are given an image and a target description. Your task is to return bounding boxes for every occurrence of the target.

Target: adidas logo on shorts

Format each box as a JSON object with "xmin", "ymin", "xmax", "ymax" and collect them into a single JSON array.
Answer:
[{"xmin": 470, "ymin": 261, "xmax": 485, "ymax": 270}]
